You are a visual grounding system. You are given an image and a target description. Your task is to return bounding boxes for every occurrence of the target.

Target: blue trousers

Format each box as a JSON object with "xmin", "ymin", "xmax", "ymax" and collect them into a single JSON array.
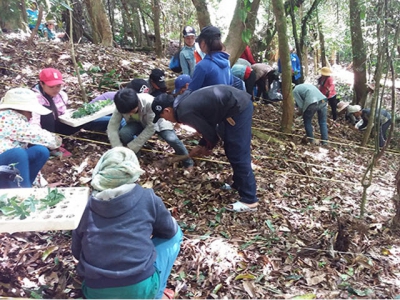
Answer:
[
  {"xmin": 82, "ymin": 227, "xmax": 183, "ymax": 299},
  {"xmin": 224, "ymin": 101, "xmax": 258, "ymax": 204},
  {"xmin": 153, "ymin": 227, "xmax": 183, "ymax": 299},
  {"xmin": 303, "ymin": 100, "xmax": 328, "ymax": 144},
  {"xmin": 0, "ymin": 146, "xmax": 49, "ymax": 188},
  {"xmin": 119, "ymin": 123, "xmax": 193, "ymax": 167}
]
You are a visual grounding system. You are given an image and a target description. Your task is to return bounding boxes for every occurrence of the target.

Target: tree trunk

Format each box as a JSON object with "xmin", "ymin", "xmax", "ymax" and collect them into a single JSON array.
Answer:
[
  {"xmin": 272, "ymin": 0, "xmax": 294, "ymax": 133},
  {"xmin": 318, "ymin": 20, "xmax": 327, "ymax": 67},
  {"xmin": 120, "ymin": 0, "xmax": 136, "ymax": 49},
  {"xmin": 191, "ymin": 0, "xmax": 211, "ymax": 29},
  {"xmin": 0, "ymin": 0, "xmax": 24, "ymax": 32},
  {"xmin": 84, "ymin": 0, "xmax": 113, "ymax": 46},
  {"xmin": 63, "ymin": 1, "xmax": 84, "ymax": 43},
  {"xmin": 152, "ymin": 0, "xmax": 162, "ymax": 57},
  {"xmin": 225, "ymin": 0, "xmax": 261, "ymax": 66},
  {"xmin": 299, "ymin": 0, "xmax": 324, "ymax": 82},
  {"xmin": 349, "ymin": 0, "xmax": 367, "ymax": 105}
]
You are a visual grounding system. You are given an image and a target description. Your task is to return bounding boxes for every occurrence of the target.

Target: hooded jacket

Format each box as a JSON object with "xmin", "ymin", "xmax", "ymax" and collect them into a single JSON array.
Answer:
[
  {"xmin": 71, "ymin": 184, "xmax": 178, "ymax": 289},
  {"xmin": 107, "ymin": 93, "xmax": 173, "ymax": 153},
  {"xmin": 188, "ymin": 51, "xmax": 233, "ymax": 91}
]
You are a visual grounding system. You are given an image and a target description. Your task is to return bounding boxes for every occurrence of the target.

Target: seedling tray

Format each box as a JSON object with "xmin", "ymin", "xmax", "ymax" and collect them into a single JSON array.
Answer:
[
  {"xmin": 58, "ymin": 103, "xmax": 115, "ymax": 127},
  {"xmin": 0, "ymin": 187, "xmax": 89, "ymax": 233}
]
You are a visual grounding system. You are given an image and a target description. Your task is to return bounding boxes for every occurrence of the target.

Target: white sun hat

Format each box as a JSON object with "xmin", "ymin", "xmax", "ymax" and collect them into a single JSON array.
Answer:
[{"xmin": 0, "ymin": 88, "xmax": 52, "ymax": 115}]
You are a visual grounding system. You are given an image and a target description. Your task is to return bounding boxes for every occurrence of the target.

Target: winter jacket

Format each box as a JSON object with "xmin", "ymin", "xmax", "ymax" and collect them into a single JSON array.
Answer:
[
  {"xmin": 72, "ymin": 184, "xmax": 178, "ymax": 289},
  {"xmin": 188, "ymin": 51, "xmax": 233, "ymax": 91},
  {"xmin": 107, "ymin": 93, "xmax": 173, "ymax": 153},
  {"xmin": 173, "ymin": 85, "xmax": 252, "ymax": 149}
]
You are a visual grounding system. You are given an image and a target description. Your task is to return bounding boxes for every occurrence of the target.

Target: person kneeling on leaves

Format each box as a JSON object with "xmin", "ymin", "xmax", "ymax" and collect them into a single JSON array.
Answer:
[
  {"xmin": 107, "ymin": 88, "xmax": 193, "ymax": 168},
  {"xmin": 0, "ymin": 88, "xmax": 62, "ymax": 188},
  {"xmin": 152, "ymin": 85, "xmax": 259, "ymax": 213},
  {"xmin": 72, "ymin": 147, "xmax": 182, "ymax": 299}
]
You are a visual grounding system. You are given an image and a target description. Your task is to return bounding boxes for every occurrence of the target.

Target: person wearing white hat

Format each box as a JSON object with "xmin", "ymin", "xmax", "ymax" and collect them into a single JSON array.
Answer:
[
  {"xmin": 318, "ymin": 67, "xmax": 338, "ymax": 120},
  {"xmin": 0, "ymin": 88, "xmax": 62, "ymax": 188}
]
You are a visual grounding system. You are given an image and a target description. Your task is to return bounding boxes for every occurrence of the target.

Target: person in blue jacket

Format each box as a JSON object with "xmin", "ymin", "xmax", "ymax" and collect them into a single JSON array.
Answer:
[
  {"xmin": 278, "ymin": 45, "xmax": 302, "ymax": 85},
  {"xmin": 188, "ymin": 25, "xmax": 233, "ymax": 91}
]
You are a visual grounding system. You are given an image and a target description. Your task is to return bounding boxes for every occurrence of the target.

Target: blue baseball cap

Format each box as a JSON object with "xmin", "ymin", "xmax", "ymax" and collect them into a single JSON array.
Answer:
[{"xmin": 173, "ymin": 74, "xmax": 192, "ymax": 94}]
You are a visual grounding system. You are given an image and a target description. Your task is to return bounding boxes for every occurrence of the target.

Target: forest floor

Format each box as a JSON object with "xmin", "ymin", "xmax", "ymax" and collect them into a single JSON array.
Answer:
[{"xmin": 0, "ymin": 34, "xmax": 400, "ymax": 299}]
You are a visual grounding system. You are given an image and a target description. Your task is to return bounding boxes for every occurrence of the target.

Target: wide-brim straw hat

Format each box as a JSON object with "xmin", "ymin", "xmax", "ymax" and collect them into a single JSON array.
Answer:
[
  {"xmin": 366, "ymin": 83, "xmax": 375, "ymax": 90},
  {"xmin": 0, "ymin": 88, "xmax": 52, "ymax": 115},
  {"xmin": 337, "ymin": 101, "xmax": 349, "ymax": 112},
  {"xmin": 320, "ymin": 67, "xmax": 332, "ymax": 76}
]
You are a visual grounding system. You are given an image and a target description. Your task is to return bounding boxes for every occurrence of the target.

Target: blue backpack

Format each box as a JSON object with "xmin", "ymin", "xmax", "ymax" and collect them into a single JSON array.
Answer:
[{"xmin": 169, "ymin": 50, "xmax": 182, "ymax": 73}]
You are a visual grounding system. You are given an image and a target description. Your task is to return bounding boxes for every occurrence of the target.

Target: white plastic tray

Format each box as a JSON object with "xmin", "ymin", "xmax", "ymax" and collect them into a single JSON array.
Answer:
[
  {"xmin": 58, "ymin": 103, "xmax": 115, "ymax": 127},
  {"xmin": 0, "ymin": 187, "xmax": 90, "ymax": 233}
]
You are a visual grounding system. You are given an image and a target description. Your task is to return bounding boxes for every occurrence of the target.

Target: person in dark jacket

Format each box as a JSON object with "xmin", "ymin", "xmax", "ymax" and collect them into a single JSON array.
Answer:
[
  {"xmin": 151, "ymin": 85, "xmax": 259, "ymax": 213},
  {"xmin": 72, "ymin": 147, "xmax": 183, "ymax": 299},
  {"xmin": 188, "ymin": 26, "xmax": 233, "ymax": 91},
  {"xmin": 352, "ymin": 107, "xmax": 392, "ymax": 147},
  {"xmin": 148, "ymin": 68, "xmax": 167, "ymax": 97}
]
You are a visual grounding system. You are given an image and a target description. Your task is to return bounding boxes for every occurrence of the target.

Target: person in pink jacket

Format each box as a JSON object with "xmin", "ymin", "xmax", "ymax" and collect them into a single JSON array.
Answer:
[{"xmin": 318, "ymin": 67, "xmax": 337, "ymax": 120}]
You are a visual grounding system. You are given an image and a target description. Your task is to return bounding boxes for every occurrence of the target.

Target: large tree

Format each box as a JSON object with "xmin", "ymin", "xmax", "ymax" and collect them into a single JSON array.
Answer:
[
  {"xmin": 349, "ymin": 0, "xmax": 367, "ymax": 105},
  {"xmin": 0, "ymin": 0, "xmax": 25, "ymax": 32},
  {"xmin": 191, "ymin": 0, "xmax": 211, "ymax": 29},
  {"xmin": 273, "ymin": 0, "xmax": 294, "ymax": 133},
  {"xmin": 84, "ymin": 0, "xmax": 113, "ymax": 46},
  {"xmin": 224, "ymin": 0, "xmax": 261, "ymax": 65},
  {"xmin": 151, "ymin": 0, "xmax": 162, "ymax": 57}
]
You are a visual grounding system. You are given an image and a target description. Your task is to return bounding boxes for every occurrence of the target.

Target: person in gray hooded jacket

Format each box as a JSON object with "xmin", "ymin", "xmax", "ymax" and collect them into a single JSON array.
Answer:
[
  {"xmin": 107, "ymin": 88, "xmax": 193, "ymax": 168},
  {"xmin": 72, "ymin": 147, "xmax": 183, "ymax": 299}
]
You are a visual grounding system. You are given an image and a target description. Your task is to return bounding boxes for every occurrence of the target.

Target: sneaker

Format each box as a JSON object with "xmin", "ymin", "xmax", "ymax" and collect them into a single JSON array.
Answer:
[{"xmin": 221, "ymin": 183, "xmax": 232, "ymax": 191}]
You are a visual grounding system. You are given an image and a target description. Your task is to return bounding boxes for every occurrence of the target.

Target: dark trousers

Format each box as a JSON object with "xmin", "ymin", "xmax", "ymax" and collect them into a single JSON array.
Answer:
[
  {"xmin": 223, "ymin": 101, "xmax": 258, "ymax": 204},
  {"xmin": 244, "ymin": 71, "xmax": 256, "ymax": 100},
  {"xmin": 328, "ymin": 95, "xmax": 338, "ymax": 120},
  {"xmin": 379, "ymin": 120, "xmax": 391, "ymax": 147}
]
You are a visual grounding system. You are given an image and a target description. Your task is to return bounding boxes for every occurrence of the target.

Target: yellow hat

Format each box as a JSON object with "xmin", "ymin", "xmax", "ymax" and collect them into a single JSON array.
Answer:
[{"xmin": 320, "ymin": 67, "xmax": 332, "ymax": 76}]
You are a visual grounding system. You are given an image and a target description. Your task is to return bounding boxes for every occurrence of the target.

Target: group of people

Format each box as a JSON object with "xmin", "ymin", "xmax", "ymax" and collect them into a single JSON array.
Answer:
[
  {"xmin": 176, "ymin": 25, "xmax": 284, "ymax": 102},
  {"xmin": 27, "ymin": 2, "xmax": 65, "ymax": 41},
  {"xmin": 0, "ymin": 23, "xmax": 394, "ymax": 299}
]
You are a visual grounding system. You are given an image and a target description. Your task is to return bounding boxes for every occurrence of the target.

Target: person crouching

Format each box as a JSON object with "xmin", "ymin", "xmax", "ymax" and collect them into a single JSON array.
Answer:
[{"xmin": 72, "ymin": 147, "xmax": 183, "ymax": 299}]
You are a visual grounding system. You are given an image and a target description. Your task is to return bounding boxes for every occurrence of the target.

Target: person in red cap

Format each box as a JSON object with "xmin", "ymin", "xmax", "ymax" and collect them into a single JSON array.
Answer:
[{"xmin": 31, "ymin": 68, "xmax": 109, "ymax": 156}]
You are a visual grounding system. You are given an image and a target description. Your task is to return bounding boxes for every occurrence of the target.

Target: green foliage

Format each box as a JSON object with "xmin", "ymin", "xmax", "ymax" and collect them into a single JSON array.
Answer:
[
  {"xmin": 71, "ymin": 99, "xmax": 113, "ymax": 118},
  {"xmin": 99, "ymin": 69, "xmax": 121, "ymax": 89},
  {"xmin": 0, "ymin": 188, "xmax": 65, "ymax": 220}
]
